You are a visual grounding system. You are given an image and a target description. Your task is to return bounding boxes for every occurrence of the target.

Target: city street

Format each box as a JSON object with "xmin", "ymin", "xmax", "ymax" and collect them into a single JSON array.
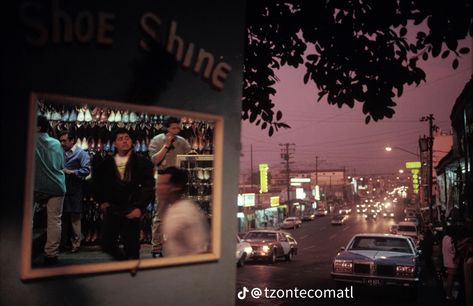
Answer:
[{"xmin": 236, "ymin": 206, "xmax": 448, "ymax": 306}]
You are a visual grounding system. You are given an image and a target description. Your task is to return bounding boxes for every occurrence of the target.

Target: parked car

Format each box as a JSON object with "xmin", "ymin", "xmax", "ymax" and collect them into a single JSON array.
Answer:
[
  {"xmin": 331, "ymin": 214, "xmax": 347, "ymax": 225},
  {"xmin": 314, "ymin": 208, "xmax": 328, "ymax": 217},
  {"xmin": 301, "ymin": 213, "xmax": 315, "ymax": 221},
  {"xmin": 236, "ymin": 235, "xmax": 253, "ymax": 267},
  {"xmin": 331, "ymin": 233, "xmax": 420, "ymax": 295},
  {"xmin": 242, "ymin": 229, "xmax": 298, "ymax": 263},
  {"xmin": 280, "ymin": 217, "xmax": 302, "ymax": 229},
  {"xmin": 396, "ymin": 221, "xmax": 419, "ymax": 243}
]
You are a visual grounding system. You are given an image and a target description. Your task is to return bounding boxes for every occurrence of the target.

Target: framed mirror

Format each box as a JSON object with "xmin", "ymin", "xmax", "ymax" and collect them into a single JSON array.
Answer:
[{"xmin": 21, "ymin": 92, "xmax": 223, "ymax": 280}]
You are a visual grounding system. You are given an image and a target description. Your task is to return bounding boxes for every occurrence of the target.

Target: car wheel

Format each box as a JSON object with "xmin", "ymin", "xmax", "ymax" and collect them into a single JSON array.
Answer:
[
  {"xmin": 268, "ymin": 251, "xmax": 276, "ymax": 264},
  {"xmin": 237, "ymin": 253, "xmax": 246, "ymax": 267},
  {"xmin": 285, "ymin": 250, "xmax": 295, "ymax": 261}
]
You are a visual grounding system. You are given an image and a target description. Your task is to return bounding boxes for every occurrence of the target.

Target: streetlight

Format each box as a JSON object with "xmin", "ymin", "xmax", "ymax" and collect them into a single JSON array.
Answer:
[{"xmin": 385, "ymin": 146, "xmax": 420, "ymax": 158}]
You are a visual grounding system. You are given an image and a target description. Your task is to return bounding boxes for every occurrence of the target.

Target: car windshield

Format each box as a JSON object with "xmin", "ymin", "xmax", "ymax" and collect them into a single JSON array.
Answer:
[
  {"xmin": 349, "ymin": 237, "xmax": 413, "ymax": 253},
  {"xmin": 398, "ymin": 226, "xmax": 416, "ymax": 232},
  {"xmin": 244, "ymin": 232, "xmax": 277, "ymax": 241},
  {"xmin": 285, "ymin": 218, "xmax": 295, "ymax": 221},
  {"xmin": 333, "ymin": 215, "xmax": 343, "ymax": 220}
]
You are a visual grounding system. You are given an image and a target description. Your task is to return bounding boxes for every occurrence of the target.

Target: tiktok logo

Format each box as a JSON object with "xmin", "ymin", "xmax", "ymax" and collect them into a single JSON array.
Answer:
[{"xmin": 237, "ymin": 286, "xmax": 249, "ymax": 300}]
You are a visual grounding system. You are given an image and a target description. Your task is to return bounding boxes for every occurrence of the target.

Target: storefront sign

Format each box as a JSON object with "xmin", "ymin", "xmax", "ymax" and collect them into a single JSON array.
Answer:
[
  {"xmin": 242, "ymin": 193, "xmax": 255, "ymax": 207},
  {"xmin": 270, "ymin": 196, "xmax": 280, "ymax": 207},
  {"xmin": 259, "ymin": 163, "xmax": 268, "ymax": 193}
]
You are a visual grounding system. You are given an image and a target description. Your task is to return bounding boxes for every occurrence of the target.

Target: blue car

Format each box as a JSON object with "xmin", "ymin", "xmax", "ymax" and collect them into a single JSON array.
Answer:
[{"xmin": 331, "ymin": 233, "xmax": 420, "ymax": 296}]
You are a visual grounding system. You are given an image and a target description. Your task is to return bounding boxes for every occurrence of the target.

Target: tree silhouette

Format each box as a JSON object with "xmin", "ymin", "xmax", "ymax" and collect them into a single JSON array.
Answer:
[{"xmin": 243, "ymin": 0, "xmax": 472, "ymax": 135}]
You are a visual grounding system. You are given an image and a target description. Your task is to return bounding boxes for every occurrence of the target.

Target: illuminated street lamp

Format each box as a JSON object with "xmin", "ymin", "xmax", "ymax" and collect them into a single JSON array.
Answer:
[{"xmin": 385, "ymin": 146, "xmax": 420, "ymax": 158}]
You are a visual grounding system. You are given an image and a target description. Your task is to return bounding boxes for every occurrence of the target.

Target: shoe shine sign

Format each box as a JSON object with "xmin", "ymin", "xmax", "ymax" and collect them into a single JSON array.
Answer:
[{"xmin": 19, "ymin": 0, "xmax": 232, "ymax": 90}]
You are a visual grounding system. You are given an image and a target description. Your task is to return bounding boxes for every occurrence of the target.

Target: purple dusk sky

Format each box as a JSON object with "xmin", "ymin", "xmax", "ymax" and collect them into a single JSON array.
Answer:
[{"xmin": 239, "ymin": 39, "xmax": 473, "ymax": 177}]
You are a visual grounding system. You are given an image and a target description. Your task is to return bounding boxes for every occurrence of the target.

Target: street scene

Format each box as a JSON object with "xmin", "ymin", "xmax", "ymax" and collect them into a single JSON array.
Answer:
[{"xmin": 236, "ymin": 201, "xmax": 447, "ymax": 306}]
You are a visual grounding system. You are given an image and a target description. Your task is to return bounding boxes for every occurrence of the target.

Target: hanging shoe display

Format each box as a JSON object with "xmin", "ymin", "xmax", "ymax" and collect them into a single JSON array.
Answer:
[
  {"xmin": 77, "ymin": 108, "xmax": 85, "ymax": 122},
  {"xmin": 84, "ymin": 107, "xmax": 93, "ymax": 122},
  {"xmin": 122, "ymin": 111, "xmax": 129, "ymax": 123},
  {"xmin": 62, "ymin": 110, "xmax": 70, "ymax": 122},
  {"xmin": 129, "ymin": 111, "xmax": 138, "ymax": 123},
  {"xmin": 108, "ymin": 110, "xmax": 116, "ymax": 122},
  {"xmin": 114, "ymin": 110, "xmax": 122, "ymax": 122},
  {"xmin": 69, "ymin": 109, "xmax": 78, "ymax": 122}
]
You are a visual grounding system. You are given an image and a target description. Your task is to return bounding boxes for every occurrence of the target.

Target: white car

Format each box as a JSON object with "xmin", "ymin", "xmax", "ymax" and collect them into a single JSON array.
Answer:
[
  {"xmin": 396, "ymin": 221, "xmax": 419, "ymax": 243},
  {"xmin": 280, "ymin": 217, "xmax": 302, "ymax": 229},
  {"xmin": 236, "ymin": 235, "xmax": 253, "ymax": 267},
  {"xmin": 331, "ymin": 214, "xmax": 347, "ymax": 225},
  {"xmin": 243, "ymin": 230, "xmax": 298, "ymax": 263}
]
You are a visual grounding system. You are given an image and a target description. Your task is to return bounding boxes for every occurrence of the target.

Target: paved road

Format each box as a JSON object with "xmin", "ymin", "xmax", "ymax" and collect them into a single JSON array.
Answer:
[{"xmin": 236, "ymin": 210, "xmax": 449, "ymax": 306}]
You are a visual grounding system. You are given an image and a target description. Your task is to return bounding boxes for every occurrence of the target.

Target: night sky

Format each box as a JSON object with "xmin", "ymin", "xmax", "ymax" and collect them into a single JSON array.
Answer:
[{"xmin": 240, "ymin": 38, "xmax": 472, "ymax": 177}]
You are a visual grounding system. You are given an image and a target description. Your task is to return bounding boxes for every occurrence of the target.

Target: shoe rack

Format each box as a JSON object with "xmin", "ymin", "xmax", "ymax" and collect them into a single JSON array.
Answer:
[
  {"xmin": 176, "ymin": 154, "xmax": 214, "ymax": 216},
  {"xmin": 37, "ymin": 102, "xmax": 215, "ymax": 155}
]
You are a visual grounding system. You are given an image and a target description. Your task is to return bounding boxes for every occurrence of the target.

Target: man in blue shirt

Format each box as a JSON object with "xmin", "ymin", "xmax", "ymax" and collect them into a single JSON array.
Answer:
[
  {"xmin": 34, "ymin": 115, "xmax": 66, "ymax": 265},
  {"xmin": 59, "ymin": 131, "xmax": 91, "ymax": 253}
]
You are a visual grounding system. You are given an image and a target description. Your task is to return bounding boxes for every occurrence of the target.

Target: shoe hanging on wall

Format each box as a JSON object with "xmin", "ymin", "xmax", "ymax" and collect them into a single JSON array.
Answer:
[
  {"xmin": 68, "ymin": 109, "xmax": 77, "ymax": 122},
  {"xmin": 81, "ymin": 137, "xmax": 88, "ymax": 150},
  {"xmin": 114, "ymin": 111, "xmax": 122, "ymax": 122},
  {"xmin": 77, "ymin": 108, "xmax": 85, "ymax": 122},
  {"xmin": 122, "ymin": 111, "xmax": 129, "ymax": 123},
  {"xmin": 51, "ymin": 110, "xmax": 62, "ymax": 121},
  {"xmin": 62, "ymin": 110, "xmax": 70, "ymax": 122},
  {"xmin": 84, "ymin": 107, "xmax": 93, "ymax": 122},
  {"xmin": 108, "ymin": 111, "xmax": 116, "ymax": 122},
  {"xmin": 129, "ymin": 112, "xmax": 138, "ymax": 123},
  {"xmin": 100, "ymin": 109, "xmax": 109, "ymax": 123}
]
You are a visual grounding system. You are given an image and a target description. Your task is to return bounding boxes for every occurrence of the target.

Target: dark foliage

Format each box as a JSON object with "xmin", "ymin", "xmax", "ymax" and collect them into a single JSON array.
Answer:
[{"xmin": 243, "ymin": 0, "xmax": 473, "ymax": 135}]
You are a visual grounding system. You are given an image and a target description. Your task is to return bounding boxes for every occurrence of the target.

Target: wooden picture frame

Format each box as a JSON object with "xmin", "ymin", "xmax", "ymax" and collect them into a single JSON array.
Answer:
[{"xmin": 21, "ymin": 93, "xmax": 223, "ymax": 280}]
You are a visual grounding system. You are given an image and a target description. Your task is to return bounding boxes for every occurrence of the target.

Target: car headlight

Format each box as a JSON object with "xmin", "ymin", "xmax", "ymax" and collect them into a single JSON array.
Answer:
[
  {"xmin": 396, "ymin": 265, "xmax": 415, "ymax": 277},
  {"xmin": 333, "ymin": 260, "xmax": 353, "ymax": 273},
  {"xmin": 262, "ymin": 245, "xmax": 270, "ymax": 253},
  {"xmin": 244, "ymin": 246, "xmax": 253, "ymax": 254}
]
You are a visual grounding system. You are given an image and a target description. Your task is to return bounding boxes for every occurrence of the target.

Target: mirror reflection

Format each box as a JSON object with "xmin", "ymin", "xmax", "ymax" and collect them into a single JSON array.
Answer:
[{"xmin": 24, "ymin": 93, "xmax": 220, "ymax": 277}]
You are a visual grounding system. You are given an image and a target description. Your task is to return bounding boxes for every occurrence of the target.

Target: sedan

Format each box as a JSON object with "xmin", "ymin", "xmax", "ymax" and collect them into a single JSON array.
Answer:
[
  {"xmin": 314, "ymin": 208, "xmax": 328, "ymax": 217},
  {"xmin": 243, "ymin": 230, "xmax": 298, "ymax": 263},
  {"xmin": 331, "ymin": 214, "xmax": 347, "ymax": 225},
  {"xmin": 236, "ymin": 235, "xmax": 253, "ymax": 267},
  {"xmin": 331, "ymin": 233, "xmax": 420, "ymax": 295},
  {"xmin": 301, "ymin": 213, "xmax": 315, "ymax": 221},
  {"xmin": 280, "ymin": 217, "xmax": 302, "ymax": 229}
]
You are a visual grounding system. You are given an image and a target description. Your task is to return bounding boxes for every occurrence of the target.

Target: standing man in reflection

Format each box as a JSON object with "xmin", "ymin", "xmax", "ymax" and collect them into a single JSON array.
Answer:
[
  {"xmin": 59, "ymin": 131, "xmax": 91, "ymax": 253},
  {"xmin": 34, "ymin": 115, "xmax": 66, "ymax": 265},
  {"xmin": 148, "ymin": 116, "xmax": 191, "ymax": 257},
  {"xmin": 92, "ymin": 128, "xmax": 154, "ymax": 260},
  {"xmin": 157, "ymin": 167, "xmax": 209, "ymax": 256}
]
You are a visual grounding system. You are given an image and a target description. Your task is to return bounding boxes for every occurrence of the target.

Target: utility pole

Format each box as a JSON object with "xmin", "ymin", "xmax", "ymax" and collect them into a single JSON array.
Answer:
[
  {"xmin": 315, "ymin": 155, "xmax": 319, "ymax": 186},
  {"xmin": 280, "ymin": 143, "xmax": 295, "ymax": 216},
  {"xmin": 420, "ymin": 114, "xmax": 436, "ymax": 221},
  {"xmin": 250, "ymin": 144, "xmax": 254, "ymax": 190}
]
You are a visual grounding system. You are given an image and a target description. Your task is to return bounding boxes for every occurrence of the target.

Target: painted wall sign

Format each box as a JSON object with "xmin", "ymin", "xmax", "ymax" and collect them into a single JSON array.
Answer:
[{"xmin": 19, "ymin": 0, "xmax": 232, "ymax": 90}]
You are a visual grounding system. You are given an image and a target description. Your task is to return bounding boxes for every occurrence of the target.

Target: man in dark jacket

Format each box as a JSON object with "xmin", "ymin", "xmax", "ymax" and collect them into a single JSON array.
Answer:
[{"xmin": 93, "ymin": 128, "xmax": 154, "ymax": 260}]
